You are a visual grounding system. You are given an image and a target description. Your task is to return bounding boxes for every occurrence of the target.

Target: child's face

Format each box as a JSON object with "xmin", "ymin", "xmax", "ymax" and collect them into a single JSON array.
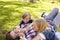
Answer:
[
  {"xmin": 33, "ymin": 23, "xmax": 38, "ymax": 32},
  {"xmin": 23, "ymin": 16, "xmax": 30, "ymax": 23}
]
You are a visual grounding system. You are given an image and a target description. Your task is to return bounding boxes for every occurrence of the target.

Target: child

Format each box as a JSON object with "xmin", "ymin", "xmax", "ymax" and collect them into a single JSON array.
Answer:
[
  {"xmin": 19, "ymin": 19, "xmax": 58, "ymax": 40},
  {"xmin": 19, "ymin": 12, "xmax": 37, "ymax": 40},
  {"xmin": 33, "ymin": 19, "xmax": 58, "ymax": 40},
  {"xmin": 9, "ymin": 12, "xmax": 37, "ymax": 40}
]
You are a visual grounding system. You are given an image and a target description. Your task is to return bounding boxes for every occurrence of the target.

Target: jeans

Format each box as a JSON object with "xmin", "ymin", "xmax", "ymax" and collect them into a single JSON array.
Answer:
[
  {"xmin": 55, "ymin": 32, "xmax": 60, "ymax": 40},
  {"xmin": 41, "ymin": 8, "xmax": 59, "ymax": 31}
]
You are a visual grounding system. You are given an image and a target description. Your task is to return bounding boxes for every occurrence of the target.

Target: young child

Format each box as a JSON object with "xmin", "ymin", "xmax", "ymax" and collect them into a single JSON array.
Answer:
[
  {"xmin": 33, "ymin": 19, "xmax": 58, "ymax": 40},
  {"xmin": 9, "ymin": 12, "xmax": 37, "ymax": 40},
  {"xmin": 19, "ymin": 12, "xmax": 37, "ymax": 40},
  {"xmin": 19, "ymin": 19, "xmax": 58, "ymax": 40}
]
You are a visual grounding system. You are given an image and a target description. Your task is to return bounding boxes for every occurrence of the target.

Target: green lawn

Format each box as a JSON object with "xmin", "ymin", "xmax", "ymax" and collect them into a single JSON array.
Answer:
[{"xmin": 0, "ymin": 1, "xmax": 60, "ymax": 40}]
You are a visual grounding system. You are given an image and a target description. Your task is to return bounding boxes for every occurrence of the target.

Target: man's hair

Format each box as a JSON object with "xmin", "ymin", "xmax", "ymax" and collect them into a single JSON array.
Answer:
[{"xmin": 6, "ymin": 31, "xmax": 16, "ymax": 40}]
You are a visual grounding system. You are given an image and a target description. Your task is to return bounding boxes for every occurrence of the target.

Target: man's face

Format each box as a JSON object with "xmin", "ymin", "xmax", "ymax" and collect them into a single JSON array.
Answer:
[{"xmin": 23, "ymin": 16, "xmax": 30, "ymax": 23}]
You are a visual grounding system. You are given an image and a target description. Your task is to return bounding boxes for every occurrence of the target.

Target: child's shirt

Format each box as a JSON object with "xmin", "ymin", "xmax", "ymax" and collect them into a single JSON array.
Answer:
[{"xmin": 19, "ymin": 20, "xmax": 37, "ymax": 40}]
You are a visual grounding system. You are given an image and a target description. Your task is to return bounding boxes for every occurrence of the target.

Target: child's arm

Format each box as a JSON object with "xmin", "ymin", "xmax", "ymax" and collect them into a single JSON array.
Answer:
[
  {"xmin": 20, "ymin": 23, "xmax": 33, "ymax": 33},
  {"xmin": 25, "ymin": 23, "xmax": 33, "ymax": 31},
  {"xmin": 13, "ymin": 23, "xmax": 33, "ymax": 33}
]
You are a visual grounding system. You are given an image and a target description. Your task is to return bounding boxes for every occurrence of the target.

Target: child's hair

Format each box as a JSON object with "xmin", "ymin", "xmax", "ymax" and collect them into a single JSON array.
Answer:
[
  {"xmin": 33, "ymin": 19, "xmax": 48, "ymax": 32},
  {"xmin": 22, "ymin": 12, "xmax": 31, "ymax": 19}
]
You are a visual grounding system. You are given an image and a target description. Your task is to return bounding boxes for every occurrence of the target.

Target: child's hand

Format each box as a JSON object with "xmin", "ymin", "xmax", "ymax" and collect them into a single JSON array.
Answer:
[
  {"xmin": 14, "ymin": 26, "xmax": 21, "ymax": 33},
  {"xmin": 18, "ymin": 33, "xmax": 25, "ymax": 37},
  {"xmin": 18, "ymin": 33, "xmax": 27, "ymax": 40},
  {"xmin": 15, "ymin": 26, "xmax": 26, "ymax": 33},
  {"xmin": 16, "ymin": 26, "xmax": 20, "ymax": 29}
]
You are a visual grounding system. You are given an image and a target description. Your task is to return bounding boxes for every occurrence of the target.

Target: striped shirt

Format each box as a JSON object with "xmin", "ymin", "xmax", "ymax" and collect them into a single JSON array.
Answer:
[{"xmin": 20, "ymin": 20, "xmax": 37, "ymax": 40}]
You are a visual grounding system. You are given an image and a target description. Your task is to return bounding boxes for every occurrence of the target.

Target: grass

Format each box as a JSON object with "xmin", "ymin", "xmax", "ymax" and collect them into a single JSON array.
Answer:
[{"xmin": 0, "ymin": 1, "xmax": 60, "ymax": 40}]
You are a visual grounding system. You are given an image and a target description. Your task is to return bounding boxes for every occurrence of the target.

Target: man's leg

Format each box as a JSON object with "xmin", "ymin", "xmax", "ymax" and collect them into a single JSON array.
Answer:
[
  {"xmin": 45, "ymin": 8, "xmax": 59, "ymax": 21},
  {"xmin": 55, "ymin": 32, "xmax": 60, "ymax": 40},
  {"xmin": 53, "ymin": 12, "xmax": 60, "ymax": 27},
  {"xmin": 41, "ymin": 8, "xmax": 59, "ymax": 31}
]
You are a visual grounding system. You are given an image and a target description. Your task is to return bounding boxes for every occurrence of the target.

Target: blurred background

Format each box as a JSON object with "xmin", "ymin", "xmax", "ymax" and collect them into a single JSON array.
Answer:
[{"xmin": 0, "ymin": 0, "xmax": 60, "ymax": 40}]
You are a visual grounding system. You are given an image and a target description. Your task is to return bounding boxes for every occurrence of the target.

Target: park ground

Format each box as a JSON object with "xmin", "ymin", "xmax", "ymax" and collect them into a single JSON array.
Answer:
[{"xmin": 0, "ymin": 0, "xmax": 60, "ymax": 40}]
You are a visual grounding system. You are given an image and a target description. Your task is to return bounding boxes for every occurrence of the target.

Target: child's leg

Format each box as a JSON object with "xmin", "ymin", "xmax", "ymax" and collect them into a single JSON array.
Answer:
[{"xmin": 45, "ymin": 8, "xmax": 59, "ymax": 21}]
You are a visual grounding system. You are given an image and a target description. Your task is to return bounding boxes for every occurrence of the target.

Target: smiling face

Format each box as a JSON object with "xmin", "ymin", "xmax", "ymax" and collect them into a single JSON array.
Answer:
[
  {"xmin": 23, "ymin": 16, "xmax": 30, "ymax": 23},
  {"xmin": 22, "ymin": 12, "xmax": 31, "ymax": 23}
]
